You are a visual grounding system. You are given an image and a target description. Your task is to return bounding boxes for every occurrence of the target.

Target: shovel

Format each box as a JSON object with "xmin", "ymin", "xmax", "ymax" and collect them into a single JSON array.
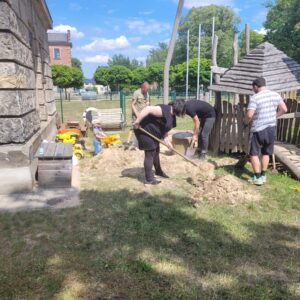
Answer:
[
  {"xmin": 139, "ymin": 127, "xmax": 199, "ymax": 167},
  {"xmin": 185, "ymin": 140, "xmax": 197, "ymax": 158}
]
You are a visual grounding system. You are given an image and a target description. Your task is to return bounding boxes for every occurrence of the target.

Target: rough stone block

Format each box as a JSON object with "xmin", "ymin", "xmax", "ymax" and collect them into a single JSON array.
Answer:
[
  {"xmin": 0, "ymin": 62, "xmax": 35, "ymax": 89},
  {"xmin": 45, "ymin": 89, "xmax": 54, "ymax": 103},
  {"xmin": 36, "ymin": 89, "xmax": 45, "ymax": 105},
  {"xmin": 0, "ymin": 110, "xmax": 40, "ymax": 143},
  {"xmin": 39, "ymin": 104, "xmax": 48, "ymax": 121},
  {"xmin": 0, "ymin": 90, "xmax": 35, "ymax": 116},
  {"xmin": 46, "ymin": 101, "xmax": 57, "ymax": 116},
  {"xmin": 0, "ymin": 32, "xmax": 33, "ymax": 68}
]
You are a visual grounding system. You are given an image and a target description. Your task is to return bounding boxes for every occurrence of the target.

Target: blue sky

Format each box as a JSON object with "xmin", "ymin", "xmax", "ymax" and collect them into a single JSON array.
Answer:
[{"xmin": 47, "ymin": 0, "xmax": 268, "ymax": 78}]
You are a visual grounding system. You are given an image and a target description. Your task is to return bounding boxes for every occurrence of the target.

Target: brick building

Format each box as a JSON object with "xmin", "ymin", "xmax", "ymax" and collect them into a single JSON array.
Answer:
[
  {"xmin": 48, "ymin": 31, "xmax": 72, "ymax": 66},
  {"xmin": 0, "ymin": 0, "xmax": 57, "ymax": 193}
]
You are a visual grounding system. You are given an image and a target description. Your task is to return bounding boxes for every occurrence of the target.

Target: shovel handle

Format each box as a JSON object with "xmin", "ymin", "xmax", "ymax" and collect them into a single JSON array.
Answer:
[{"xmin": 139, "ymin": 127, "xmax": 199, "ymax": 167}]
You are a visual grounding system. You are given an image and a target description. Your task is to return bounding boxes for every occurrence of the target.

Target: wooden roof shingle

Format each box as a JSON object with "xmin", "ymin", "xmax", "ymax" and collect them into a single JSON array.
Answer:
[{"xmin": 210, "ymin": 42, "xmax": 300, "ymax": 95}]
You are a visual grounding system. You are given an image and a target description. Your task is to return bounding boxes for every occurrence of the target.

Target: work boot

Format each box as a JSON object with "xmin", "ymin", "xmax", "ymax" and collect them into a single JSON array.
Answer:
[
  {"xmin": 155, "ymin": 171, "xmax": 169, "ymax": 179},
  {"xmin": 144, "ymin": 179, "xmax": 161, "ymax": 186},
  {"xmin": 198, "ymin": 153, "xmax": 206, "ymax": 161}
]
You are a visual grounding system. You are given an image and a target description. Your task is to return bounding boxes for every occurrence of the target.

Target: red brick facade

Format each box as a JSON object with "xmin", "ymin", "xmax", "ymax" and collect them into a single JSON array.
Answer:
[{"xmin": 49, "ymin": 44, "xmax": 72, "ymax": 66}]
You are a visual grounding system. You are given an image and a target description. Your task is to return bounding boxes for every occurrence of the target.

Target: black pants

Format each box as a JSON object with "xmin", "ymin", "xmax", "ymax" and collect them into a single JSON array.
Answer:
[
  {"xmin": 144, "ymin": 146, "xmax": 163, "ymax": 181},
  {"xmin": 198, "ymin": 117, "xmax": 215, "ymax": 153}
]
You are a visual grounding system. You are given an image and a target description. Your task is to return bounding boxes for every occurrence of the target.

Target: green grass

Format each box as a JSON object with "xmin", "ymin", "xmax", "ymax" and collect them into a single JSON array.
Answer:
[
  {"xmin": 0, "ymin": 162, "xmax": 299, "ymax": 299},
  {"xmin": 0, "ymin": 99, "xmax": 299, "ymax": 299}
]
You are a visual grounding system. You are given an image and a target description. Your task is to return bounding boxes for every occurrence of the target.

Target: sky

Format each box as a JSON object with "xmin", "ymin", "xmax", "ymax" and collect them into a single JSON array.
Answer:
[{"xmin": 47, "ymin": 0, "xmax": 269, "ymax": 78}]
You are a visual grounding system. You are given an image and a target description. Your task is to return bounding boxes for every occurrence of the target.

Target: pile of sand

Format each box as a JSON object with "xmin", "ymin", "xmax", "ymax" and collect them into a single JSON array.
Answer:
[{"xmin": 82, "ymin": 147, "xmax": 259, "ymax": 205}]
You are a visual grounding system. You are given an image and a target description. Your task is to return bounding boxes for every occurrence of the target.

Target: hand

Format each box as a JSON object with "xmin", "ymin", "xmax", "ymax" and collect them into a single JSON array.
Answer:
[
  {"xmin": 133, "ymin": 121, "xmax": 140, "ymax": 129},
  {"xmin": 192, "ymin": 134, "xmax": 198, "ymax": 143}
]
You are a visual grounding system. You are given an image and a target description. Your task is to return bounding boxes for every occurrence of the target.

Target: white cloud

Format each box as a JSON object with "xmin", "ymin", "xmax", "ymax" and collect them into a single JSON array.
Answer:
[
  {"xmin": 127, "ymin": 19, "xmax": 171, "ymax": 35},
  {"xmin": 138, "ymin": 44, "xmax": 155, "ymax": 50},
  {"xmin": 50, "ymin": 24, "xmax": 84, "ymax": 39},
  {"xmin": 173, "ymin": 0, "xmax": 234, "ymax": 8},
  {"xmin": 80, "ymin": 35, "xmax": 130, "ymax": 51},
  {"xmin": 254, "ymin": 27, "xmax": 267, "ymax": 35},
  {"xmin": 83, "ymin": 55, "xmax": 110, "ymax": 64},
  {"xmin": 129, "ymin": 36, "xmax": 142, "ymax": 43}
]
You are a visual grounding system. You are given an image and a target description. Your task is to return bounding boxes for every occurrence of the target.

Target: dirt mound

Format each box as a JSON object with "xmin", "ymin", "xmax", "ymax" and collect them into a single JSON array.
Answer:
[{"xmin": 81, "ymin": 147, "xmax": 259, "ymax": 206}]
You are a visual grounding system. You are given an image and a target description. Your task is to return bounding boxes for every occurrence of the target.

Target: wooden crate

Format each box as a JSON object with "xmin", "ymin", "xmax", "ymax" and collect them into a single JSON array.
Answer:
[{"xmin": 37, "ymin": 143, "xmax": 73, "ymax": 188}]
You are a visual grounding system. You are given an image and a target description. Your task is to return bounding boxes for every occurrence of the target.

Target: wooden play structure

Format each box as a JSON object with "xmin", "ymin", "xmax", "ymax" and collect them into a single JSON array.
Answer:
[{"xmin": 209, "ymin": 41, "xmax": 300, "ymax": 179}]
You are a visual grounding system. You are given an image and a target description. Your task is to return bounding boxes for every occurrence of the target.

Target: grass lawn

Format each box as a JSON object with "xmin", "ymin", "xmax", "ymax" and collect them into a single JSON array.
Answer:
[{"xmin": 0, "ymin": 100, "xmax": 299, "ymax": 299}]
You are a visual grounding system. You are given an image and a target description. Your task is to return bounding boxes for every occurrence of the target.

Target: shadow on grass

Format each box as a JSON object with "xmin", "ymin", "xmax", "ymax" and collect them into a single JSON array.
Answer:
[{"xmin": 0, "ymin": 189, "xmax": 299, "ymax": 299}]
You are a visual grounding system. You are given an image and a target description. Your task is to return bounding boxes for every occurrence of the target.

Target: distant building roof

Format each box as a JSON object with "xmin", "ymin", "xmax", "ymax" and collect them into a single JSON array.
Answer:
[
  {"xmin": 48, "ymin": 31, "xmax": 72, "ymax": 46},
  {"xmin": 210, "ymin": 42, "xmax": 300, "ymax": 95},
  {"xmin": 84, "ymin": 79, "xmax": 96, "ymax": 85}
]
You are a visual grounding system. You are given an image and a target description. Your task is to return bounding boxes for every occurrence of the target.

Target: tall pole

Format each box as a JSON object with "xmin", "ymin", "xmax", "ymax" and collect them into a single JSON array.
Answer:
[
  {"xmin": 163, "ymin": 0, "xmax": 185, "ymax": 104},
  {"xmin": 196, "ymin": 24, "xmax": 201, "ymax": 100},
  {"xmin": 209, "ymin": 17, "xmax": 215, "ymax": 101},
  {"xmin": 245, "ymin": 24, "xmax": 250, "ymax": 55},
  {"xmin": 186, "ymin": 29, "xmax": 190, "ymax": 100}
]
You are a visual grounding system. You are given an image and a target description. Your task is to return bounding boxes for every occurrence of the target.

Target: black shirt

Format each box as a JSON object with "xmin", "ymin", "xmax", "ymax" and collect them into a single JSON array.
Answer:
[
  {"xmin": 185, "ymin": 100, "xmax": 216, "ymax": 119},
  {"xmin": 134, "ymin": 104, "xmax": 176, "ymax": 150}
]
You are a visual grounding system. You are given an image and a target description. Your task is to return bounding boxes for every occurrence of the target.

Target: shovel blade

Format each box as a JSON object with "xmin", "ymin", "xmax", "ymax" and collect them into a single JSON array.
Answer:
[{"xmin": 185, "ymin": 146, "xmax": 197, "ymax": 158}]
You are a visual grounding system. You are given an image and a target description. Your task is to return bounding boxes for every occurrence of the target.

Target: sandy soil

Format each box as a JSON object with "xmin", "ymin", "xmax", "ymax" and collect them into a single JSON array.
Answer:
[{"xmin": 81, "ymin": 147, "xmax": 260, "ymax": 205}]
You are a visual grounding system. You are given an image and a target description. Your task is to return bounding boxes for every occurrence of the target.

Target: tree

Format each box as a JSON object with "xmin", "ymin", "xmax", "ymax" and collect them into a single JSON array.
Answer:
[
  {"xmin": 264, "ymin": 0, "xmax": 300, "ymax": 63},
  {"xmin": 94, "ymin": 66, "xmax": 109, "ymax": 86},
  {"xmin": 239, "ymin": 29, "xmax": 265, "ymax": 57},
  {"xmin": 173, "ymin": 5, "xmax": 240, "ymax": 68},
  {"xmin": 108, "ymin": 54, "xmax": 131, "ymax": 69},
  {"xmin": 132, "ymin": 67, "xmax": 148, "ymax": 86},
  {"xmin": 146, "ymin": 42, "xmax": 168, "ymax": 66},
  {"xmin": 106, "ymin": 65, "xmax": 132, "ymax": 91},
  {"xmin": 147, "ymin": 63, "xmax": 164, "ymax": 87},
  {"xmin": 71, "ymin": 57, "xmax": 82, "ymax": 70},
  {"xmin": 170, "ymin": 58, "xmax": 211, "ymax": 90},
  {"xmin": 51, "ymin": 64, "xmax": 84, "ymax": 99}
]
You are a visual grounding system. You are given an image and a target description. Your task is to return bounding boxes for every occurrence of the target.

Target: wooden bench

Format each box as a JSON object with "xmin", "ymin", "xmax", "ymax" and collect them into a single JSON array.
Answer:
[
  {"xmin": 37, "ymin": 143, "xmax": 73, "ymax": 188},
  {"xmin": 93, "ymin": 108, "xmax": 125, "ymax": 129}
]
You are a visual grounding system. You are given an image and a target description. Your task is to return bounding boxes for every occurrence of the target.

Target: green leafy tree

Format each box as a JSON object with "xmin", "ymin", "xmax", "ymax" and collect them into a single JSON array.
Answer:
[
  {"xmin": 108, "ymin": 54, "xmax": 131, "ymax": 69},
  {"xmin": 170, "ymin": 58, "xmax": 211, "ymax": 90},
  {"xmin": 264, "ymin": 0, "xmax": 300, "ymax": 62},
  {"xmin": 239, "ymin": 29, "xmax": 265, "ymax": 57},
  {"xmin": 132, "ymin": 67, "xmax": 148, "ymax": 86},
  {"xmin": 147, "ymin": 63, "xmax": 164, "ymax": 87},
  {"xmin": 106, "ymin": 65, "xmax": 133, "ymax": 91},
  {"xmin": 69, "ymin": 67, "xmax": 84, "ymax": 89},
  {"xmin": 94, "ymin": 66, "xmax": 109, "ymax": 86},
  {"xmin": 71, "ymin": 57, "xmax": 82, "ymax": 70},
  {"xmin": 130, "ymin": 58, "xmax": 142, "ymax": 69},
  {"xmin": 173, "ymin": 5, "xmax": 240, "ymax": 68},
  {"xmin": 146, "ymin": 42, "xmax": 168, "ymax": 66}
]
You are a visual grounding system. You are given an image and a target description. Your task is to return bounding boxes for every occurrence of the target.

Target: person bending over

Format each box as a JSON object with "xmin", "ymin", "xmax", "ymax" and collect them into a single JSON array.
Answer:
[
  {"xmin": 185, "ymin": 99, "xmax": 216, "ymax": 160},
  {"xmin": 133, "ymin": 99, "xmax": 186, "ymax": 185},
  {"xmin": 244, "ymin": 77, "xmax": 287, "ymax": 185}
]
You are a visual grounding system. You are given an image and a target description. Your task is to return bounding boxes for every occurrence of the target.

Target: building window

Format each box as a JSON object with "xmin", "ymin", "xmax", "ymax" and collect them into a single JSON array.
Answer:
[{"xmin": 54, "ymin": 48, "xmax": 61, "ymax": 60}]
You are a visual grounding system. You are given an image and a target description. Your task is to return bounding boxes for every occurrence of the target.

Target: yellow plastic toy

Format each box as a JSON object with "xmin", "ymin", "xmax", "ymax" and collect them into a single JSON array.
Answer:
[
  {"xmin": 73, "ymin": 144, "xmax": 84, "ymax": 160},
  {"xmin": 100, "ymin": 134, "xmax": 122, "ymax": 147},
  {"xmin": 56, "ymin": 132, "xmax": 84, "ymax": 160}
]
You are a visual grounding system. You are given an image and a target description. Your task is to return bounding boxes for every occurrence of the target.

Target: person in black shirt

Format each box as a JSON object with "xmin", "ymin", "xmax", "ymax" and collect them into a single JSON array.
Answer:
[
  {"xmin": 185, "ymin": 99, "xmax": 216, "ymax": 160},
  {"xmin": 133, "ymin": 99, "xmax": 186, "ymax": 185}
]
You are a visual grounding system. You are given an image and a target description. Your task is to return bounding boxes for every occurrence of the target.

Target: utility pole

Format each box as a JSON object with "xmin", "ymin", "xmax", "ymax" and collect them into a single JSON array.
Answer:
[
  {"xmin": 196, "ymin": 24, "xmax": 202, "ymax": 100},
  {"xmin": 186, "ymin": 29, "xmax": 190, "ymax": 100},
  {"xmin": 163, "ymin": 0, "xmax": 184, "ymax": 104},
  {"xmin": 209, "ymin": 16, "xmax": 215, "ymax": 101}
]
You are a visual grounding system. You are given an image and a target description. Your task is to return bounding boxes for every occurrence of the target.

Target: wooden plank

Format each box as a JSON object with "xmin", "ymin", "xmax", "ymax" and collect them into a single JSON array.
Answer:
[
  {"xmin": 277, "ymin": 112, "xmax": 300, "ymax": 119},
  {"xmin": 231, "ymin": 104, "xmax": 238, "ymax": 152},
  {"xmin": 38, "ymin": 161, "xmax": 72, "ymax": 171},
  {"xmin": 220, "ymin": 101, "xmax": 228, "ymax": 152},
  {"xmin": 282, "ymin": 99, "xmax": 293, "ymax": 142},
  {"xmin": 44, "ymin": 143, "xmax": 57, "ymax": 158},
  {"xmin": 212, "ymin": 92, "xmax": 222, "ymax": 154},
  {"xmin": 287, "ymin": 100, "xmax": 298, "ymax": 143},
  {"xmin": 38, "ymin": 170, "xmax": 72, "ymax": 188},
  {"xmin": 292, "ymin": 103, "xmax": 300, "ymax": 145},
  {"xmin": 225, "ymin": 102, "xmax": 233, "ymax": 153}
]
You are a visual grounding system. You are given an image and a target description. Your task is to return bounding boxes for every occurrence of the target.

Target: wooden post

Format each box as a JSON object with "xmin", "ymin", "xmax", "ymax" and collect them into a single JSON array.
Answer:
[
  {"xmin": 212, "ymin": 91, "xmax": 222, "ymax": 154},
  {"xmin": 212, "ymin": 35, "xmax": 220, "ymax": 84},
  {"xmin": 233, "ymin": 32, "xmax": 238, "ymax": 65},
  {"xmin": 163, "ymin": 0, "xmax": 184, "ymax": 104},
  {"xmin": 245, "ymin": 24, "xmax": 250, "ymax": 55}
]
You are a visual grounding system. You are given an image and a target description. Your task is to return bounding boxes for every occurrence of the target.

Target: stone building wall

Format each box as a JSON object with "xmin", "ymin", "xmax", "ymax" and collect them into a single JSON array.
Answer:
[
  {"xmin": 49, "ymin": 44, "xmax": 72, "ymax": 67},
  {"xmin": 0, "ymin": 0, "xmax": 57, "ymax": 194}
]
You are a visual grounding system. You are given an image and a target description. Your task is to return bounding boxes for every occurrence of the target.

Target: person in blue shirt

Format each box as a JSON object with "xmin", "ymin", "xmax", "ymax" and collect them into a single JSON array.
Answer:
[{"xmin": 92, "ymin": 119, "xmax": 106, "ymax": 155}]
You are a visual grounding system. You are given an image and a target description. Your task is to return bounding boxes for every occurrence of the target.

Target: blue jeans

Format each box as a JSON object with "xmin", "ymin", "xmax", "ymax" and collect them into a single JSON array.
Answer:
[{"xmin": 94, "ymin": 139, "xmax": 102, "ymax": 155}]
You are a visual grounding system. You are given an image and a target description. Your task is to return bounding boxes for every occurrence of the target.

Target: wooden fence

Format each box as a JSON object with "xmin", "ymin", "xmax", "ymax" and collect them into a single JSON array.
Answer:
[{"xmin": 210, "ymin": 95, "xmax": 300, "ymax": 154}]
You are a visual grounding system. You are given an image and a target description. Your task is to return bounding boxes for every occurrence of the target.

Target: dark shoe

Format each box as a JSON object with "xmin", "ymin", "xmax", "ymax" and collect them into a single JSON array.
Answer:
[
  {"xmin": 144, "ymin": 179, "xmax": 161, "ymax": 185},
  {"xmin": 155, "ymin": 172, "xmax": 169, "ymax": 179},
  {"xmin": 198, "ymin": 153, "xmax": 206, "ymax": 161}
]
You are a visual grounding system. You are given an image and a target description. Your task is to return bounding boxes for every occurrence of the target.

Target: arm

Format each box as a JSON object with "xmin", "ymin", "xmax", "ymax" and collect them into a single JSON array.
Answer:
[
  {"xmin": 163, "ymin": 133, "xmax": 173, "ymax": 150},
  {"xmin": 244, "ymin": 109, "xmax": 255, "ymax": 125},
  {"xmin": 192, "ymin": 115, "xmax": 201, "ymax": 142},
  {"xmin": 277, "ymin": 101, "xmax": 287, "ymax": 118},
  {"xmin": 131, "ymin": 97, "xmax": 138, "ymax": 117},
  {"xmin": 133, "ymin": 106, "xmax": 163, "ymax": 127}
]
